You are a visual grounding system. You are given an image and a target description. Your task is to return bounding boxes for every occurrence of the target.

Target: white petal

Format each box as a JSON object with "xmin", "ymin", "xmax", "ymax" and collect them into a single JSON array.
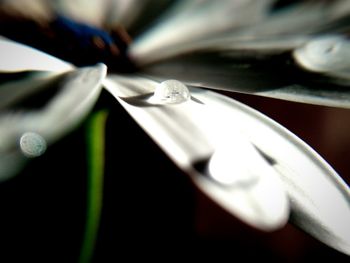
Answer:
[
  {"xmin": 49, "ymin": 0, "xmax": 110, "ymax": 27},
  {"xmin": 104, "ymin": 75, "xmax": 289, "ymax": 231},
  {"xmin": 0, "ymin": 38, "xmax": 73, "ymax": 72}
]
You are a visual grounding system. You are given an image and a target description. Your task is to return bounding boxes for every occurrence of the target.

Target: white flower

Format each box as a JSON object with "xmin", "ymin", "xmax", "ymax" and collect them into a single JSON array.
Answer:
[{"xmin": 0, "ymin": 0, "xmax": 350, "ymax": 261}]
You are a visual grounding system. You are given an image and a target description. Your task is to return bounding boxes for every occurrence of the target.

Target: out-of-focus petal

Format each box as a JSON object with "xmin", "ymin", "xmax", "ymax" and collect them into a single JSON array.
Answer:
[
  {"xmin": 129, "ymin": 0, "xmax": 350, "ymax": 65},
  {"xmin": 129, "ymin": 0, "xmax": 273, "ymax": 65},
  {"xmin": 0, "ymin": 63, "xmax": 106, "ymax": 180},
  {"xmin": 104, "ymin": 0, "xmax": 173, "ymax": 33},
  {"xmin": 0, "ymin": 37, "xmax": 73, "ymax": 72},
  {"xmin": 0, "ymin": 0, "xmax": 51, "ymax": 22},
  {"xmin": 48, "ymin": 0, "xmax": 110, "ymax": 27}
]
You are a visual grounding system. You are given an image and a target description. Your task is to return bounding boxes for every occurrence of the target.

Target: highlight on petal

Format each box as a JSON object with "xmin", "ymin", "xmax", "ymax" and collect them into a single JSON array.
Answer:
[{"xmin": 0, "ymin": 37, "xmax": 73, "ymax": 72}]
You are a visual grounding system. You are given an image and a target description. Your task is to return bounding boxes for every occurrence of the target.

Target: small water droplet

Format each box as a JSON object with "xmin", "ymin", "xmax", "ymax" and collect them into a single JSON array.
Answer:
[
  {"xmin": 153, "ymin": 80, "xmax": 190, "ymax": 104},
  {"xmin": 294, "ymin": 36, "xmax": 350, "ymax": 72},
  {"xmin": 20, "ymin": 132, "xmax": 47, "ymax": 158}
]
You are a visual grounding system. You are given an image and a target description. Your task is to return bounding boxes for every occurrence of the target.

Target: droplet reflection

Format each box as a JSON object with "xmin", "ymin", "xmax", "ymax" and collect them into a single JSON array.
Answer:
[
  {"xmin": 153, "ymin": 79, "xmax": 190, "ymax": 104},
  {"xmin": 207, "ymin": 140, "xmax": 261, "ymax": 187},
  {"xmin": 20, "ymin": 132, "xmax": 47, "ymax": 158}
]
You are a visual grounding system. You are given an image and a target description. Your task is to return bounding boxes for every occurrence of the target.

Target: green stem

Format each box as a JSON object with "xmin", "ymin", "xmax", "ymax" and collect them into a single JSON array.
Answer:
[{"xmin": 80, "ymin": 110, "xmax": 108, "ymax": 263}]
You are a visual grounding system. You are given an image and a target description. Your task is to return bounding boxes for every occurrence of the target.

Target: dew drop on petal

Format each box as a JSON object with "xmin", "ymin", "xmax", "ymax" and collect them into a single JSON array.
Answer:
[
  {"xmin": 153, "ymin": 80, "xmax": 190, "ymax": 104},
  {"xmin": 20, "ymin": 132, "xmax": 47, "ymax": 158},
  {"xmin": 294, "ymin": 35, "xmax": 350, "ymax": 72}
]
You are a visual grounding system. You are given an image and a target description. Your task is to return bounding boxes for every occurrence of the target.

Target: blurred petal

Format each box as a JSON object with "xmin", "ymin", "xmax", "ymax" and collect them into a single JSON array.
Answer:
[
  {"xmin": 130, "ymin": 0, "xmax": 273, "ymax": 64},
  {"xmin": 48, "ymin": 0, "xmax": 174, "ymax": 32},
  {"xmin": 0, "ymin": 37, "xmax": 73, "ymax": 72},
  {"xmin": 0, "ymin": 71, "xmax": 64, "ymax": 110},
  {"xmin": 129, "ymin": 0, "xmax": 350, "ymax": 65},
  {"xmin": 104, "ymin": 0, "xmax": 142, "ymax": 28},
  {"xmin": 0, "ymin": 0, "xmax": 52, "ymax": 22},
  {"xmin": 105, "ymin": 0, "xmax": 174, "ymax": 33},
  {"xmin": 220, "ymin": 0, "xmax": 350, "ymax": 41},
  {"xmin": 0, "ymin": 64, "xmax": 106, "ymax": 180},
  {"xmin": 49, "ymin": 0, "xmax": 110, "ymax": 27}
]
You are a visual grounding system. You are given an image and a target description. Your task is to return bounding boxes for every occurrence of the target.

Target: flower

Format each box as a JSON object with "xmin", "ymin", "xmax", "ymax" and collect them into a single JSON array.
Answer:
[{"xmin": 0, "ymin": 0, "xmax": 350, "ymax": 262}]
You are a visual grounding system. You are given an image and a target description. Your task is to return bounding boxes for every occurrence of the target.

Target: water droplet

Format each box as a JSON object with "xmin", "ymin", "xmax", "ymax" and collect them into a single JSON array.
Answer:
[
  {"xmin": 153, "ymin": 80, "xmax": 190, "ymax": 104},
  {"xmin": 20, "ymin": 132, "xmax": 47, "ymax": 158},
  {"xmin": 294, "ymin": 36, "xmax": 350, "ymax": 73}
]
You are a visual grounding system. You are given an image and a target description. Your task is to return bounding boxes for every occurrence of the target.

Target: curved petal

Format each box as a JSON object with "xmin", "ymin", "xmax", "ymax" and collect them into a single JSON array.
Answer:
[
  {"xmin": 104, "ymin": 75, "xmax": 290, "ymax": 231},
  {"xmin": 104, "ymin": 75, "xmax": 350, "ymax": 254}
]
